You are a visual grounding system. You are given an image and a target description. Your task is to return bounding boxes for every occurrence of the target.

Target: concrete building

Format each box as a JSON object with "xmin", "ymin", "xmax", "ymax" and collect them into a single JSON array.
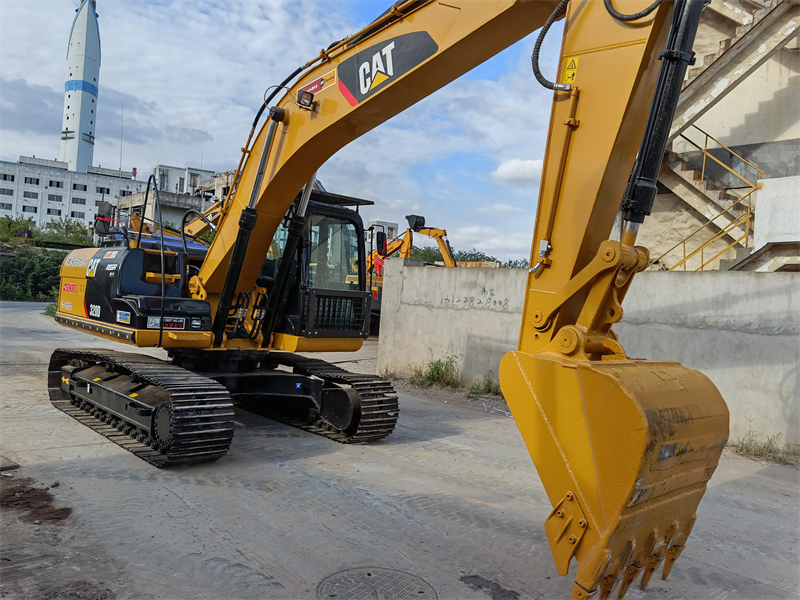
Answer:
[
  {"xmin": 154, "ymin": 164, "xmax": 214, "ymax": 196},
  {"xmin": 199, "ymin": 170, "xmax": 235, "ymax": 202},
  {"xmin": 60, "ymin": 0, "xmax": 101, "ymax": 173},
  {"xmin": 116, "ymin": 189, "xmax": 215, "ymax": 228},
  {"xmin": 644, "ymin": 0, "xmax": 799, "ymax": 272},
  {"xmin": 0, "ymin": 156, "xmax": 139, "ymax": 227}
]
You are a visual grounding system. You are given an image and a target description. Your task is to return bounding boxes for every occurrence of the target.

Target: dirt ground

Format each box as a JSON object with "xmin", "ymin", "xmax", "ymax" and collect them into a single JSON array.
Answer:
[{"xmin": 0, "ymin": 301, "xmax": 798, "ymax": 600}]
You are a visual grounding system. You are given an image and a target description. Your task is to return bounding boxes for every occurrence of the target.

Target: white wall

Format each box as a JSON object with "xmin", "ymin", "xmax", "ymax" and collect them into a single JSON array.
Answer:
[{"xmin": 377, "ymin": 259, "xmax": 799, "ymax": 450}]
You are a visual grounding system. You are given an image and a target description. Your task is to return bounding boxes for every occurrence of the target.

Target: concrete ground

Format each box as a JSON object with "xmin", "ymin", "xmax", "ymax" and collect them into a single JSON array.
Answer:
[{"xmin": 0, "ymin": 301, "xmax": 798, "ymax": 600}]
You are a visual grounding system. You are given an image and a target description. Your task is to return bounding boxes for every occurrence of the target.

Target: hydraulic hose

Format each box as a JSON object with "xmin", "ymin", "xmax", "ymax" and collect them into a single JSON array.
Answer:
[
  {"xmin": 604, "ymin": 0, "xmax": 663, "ymax": 22},
  {"xmin": 531, "ymin": 0, "xmax": 571, "ymax": 92},
  {"xmin": 179, "ymin": 209, "xmax": 216, "ymax": 255},
  {"xmin": 139, "ymin": 175, "xmax": 167, "ymax": 348}
]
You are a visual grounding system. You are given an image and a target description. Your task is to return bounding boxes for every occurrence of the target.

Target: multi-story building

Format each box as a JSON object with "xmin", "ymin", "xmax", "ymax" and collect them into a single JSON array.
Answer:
[
  {"xmin": 0, "ymin": 156, "xmax": 140, "ymax": 226},
  {"xmin": 154, "ymin": 164, "xmax": 215, "ymax": 196}
]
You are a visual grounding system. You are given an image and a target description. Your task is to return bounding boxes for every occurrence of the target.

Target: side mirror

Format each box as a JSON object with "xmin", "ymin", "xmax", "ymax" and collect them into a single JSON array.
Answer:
[
  {"xmin": 94, "ymin": 201, "xmax": 114, "ymax": 234},
  {"xmin": 376, "ymin": 231, "xmax": 387, "ymax": 256}
]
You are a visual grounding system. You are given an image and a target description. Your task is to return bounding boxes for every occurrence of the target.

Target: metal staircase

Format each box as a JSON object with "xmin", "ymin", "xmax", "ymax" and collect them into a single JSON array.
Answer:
[
  {"xmin": 670, "ymin": 0, "xmax": 798, "ymax": 140},
  {"xmin": 653, "ymin": 0, "xmax": 795, "ymax": 270}
]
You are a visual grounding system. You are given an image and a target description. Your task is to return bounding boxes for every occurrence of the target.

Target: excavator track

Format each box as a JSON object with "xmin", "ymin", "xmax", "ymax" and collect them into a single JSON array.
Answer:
[
  {"xmin": 239, "ymin": 353, "xmax": 399, "ymax": 444},
  {"xmin": 48, "ymin": 349, "xmax": 235, "ymax": 468}
]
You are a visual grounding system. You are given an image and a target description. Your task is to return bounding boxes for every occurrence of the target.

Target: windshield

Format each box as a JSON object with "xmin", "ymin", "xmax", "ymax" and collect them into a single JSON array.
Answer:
[{"xmin": 308, "ymin": 214, "xmax": 360, "ymax": 290}]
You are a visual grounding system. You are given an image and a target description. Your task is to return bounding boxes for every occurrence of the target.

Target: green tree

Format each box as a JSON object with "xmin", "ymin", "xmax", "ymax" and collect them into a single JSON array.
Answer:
[
  {"xmin": 453, "ymin": 248, "xmax": 498, "ymax": 263},
  {"xmin": 0, "ymin": 215, "xmax": 37, "ymax": 243},
  {"xmin": 35, "ymin": 217, "xmax": 93, "ymax": 246},
  {"xmin": 410, "ymin": 245, "xmax": 444, "ymax": 263},
  {"xmin": 0, "ymin": 248, "xmax": 67, "ymax": 301},
  {"xmin": 501, "ymin": 258, "xmax": 529, "ymax": 269}
]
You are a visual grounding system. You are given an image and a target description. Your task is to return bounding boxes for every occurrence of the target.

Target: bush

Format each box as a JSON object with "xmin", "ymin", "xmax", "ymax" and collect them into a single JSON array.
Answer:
[
  {"xmin": 0, "ymin": 214, "xmax": 92, "ymax": 246},
  {"xmin": 409, "ymin": 355, "xmax": 460, "ymax": 388},
  {"xmin": 0, "ymin": 248, "xmax": 67, "ymax": 301},
  {"xmin": 467, "ymin": 376, "xmax": 503, "ymax": 398}
]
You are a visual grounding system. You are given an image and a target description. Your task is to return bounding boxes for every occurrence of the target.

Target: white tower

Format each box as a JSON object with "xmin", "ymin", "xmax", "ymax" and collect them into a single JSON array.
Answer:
[{"xmin": 60, "ymin": 0, "xmax": 100, "ymax": 173}]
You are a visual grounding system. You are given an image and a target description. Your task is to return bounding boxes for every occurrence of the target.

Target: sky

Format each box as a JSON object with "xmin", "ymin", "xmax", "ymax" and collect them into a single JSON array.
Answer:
[{"xmin": 0, "ymin": 0, "xmax": 564, "ymax": 262}]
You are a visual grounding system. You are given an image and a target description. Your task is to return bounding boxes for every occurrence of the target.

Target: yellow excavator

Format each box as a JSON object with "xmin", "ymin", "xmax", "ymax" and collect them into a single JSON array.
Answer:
[
  {"xmin": 49, "ymin": 1, "xmax": 729, "ymax": 598},
  {"xmin": 366, "ymin": 214, "xmax": 456, "ymax": 324},
  {"xmin": 367, "ymin": 214, "xmax": 457, "ymax": 276}
]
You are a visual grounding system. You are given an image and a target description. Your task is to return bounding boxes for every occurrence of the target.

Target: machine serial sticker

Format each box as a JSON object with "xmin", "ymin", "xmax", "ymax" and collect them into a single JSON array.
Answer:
[
  {"xmin": 62, "ymin": 282, "xmax": 78, "ymax": 294},
  {"xmin": 147, "ymin": 316, "xmax": 185, "ymax": 330},
  {"xmin": 103, "ymin": 251, "xmax": 119, "ymax": 259},
  {"xmin": 86, "ymin": 258, "xmax": 100, "ymax": 278},
  {"xmin": 299, "ymin": 69, "xmax": 337, "ymax": 97},
  {"xmin": 562, "ymin": 56, "xmax": 579, "ymax": 85},
  {"xmin": 65, "ymin": 257, "xmax": 87, "ymax": 267},
  {"xmin": 116, "ymin": 310, "xmax": 131, "ymax": 324},
  {"xmin": 61, "ymin": 301, "xmax": 73, "ymax": 310},
  {"xmin": 105, "ymin": 263, "xmax": 118, "ymax": 271}
]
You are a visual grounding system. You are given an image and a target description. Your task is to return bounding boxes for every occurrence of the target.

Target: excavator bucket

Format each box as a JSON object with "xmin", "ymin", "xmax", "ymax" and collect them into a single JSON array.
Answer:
[{"xmin": 500, "ymin": 351, "xmax": 728, "ymax": 599}]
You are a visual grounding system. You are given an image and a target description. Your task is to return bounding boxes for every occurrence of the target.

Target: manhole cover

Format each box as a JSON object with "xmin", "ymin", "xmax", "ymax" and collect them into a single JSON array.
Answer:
[{"xmin": 317, "ymin": 567, "xmax": 438, "ymax": 600}]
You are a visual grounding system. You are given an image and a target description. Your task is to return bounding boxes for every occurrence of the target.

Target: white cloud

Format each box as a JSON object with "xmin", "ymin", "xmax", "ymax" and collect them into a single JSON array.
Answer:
[
  {"xmin": 491, "ymin": 159, "xmax": 543, "ymax": 187},
  {"xmin": 0, "ymin": 1, "xmax": 563, "ymax": 260}
]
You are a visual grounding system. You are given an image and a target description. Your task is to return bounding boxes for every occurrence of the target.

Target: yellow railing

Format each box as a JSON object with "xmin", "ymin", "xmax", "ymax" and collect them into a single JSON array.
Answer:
[{"xmin": 651, "ymin": 125, "xmax": 763, "ymax": 271}]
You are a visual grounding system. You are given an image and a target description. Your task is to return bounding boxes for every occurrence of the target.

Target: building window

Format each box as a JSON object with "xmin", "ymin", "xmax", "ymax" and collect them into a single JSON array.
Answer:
[
  {"xmin": 70, "ymin": 211, "xmax": 85, "ymax": 219},
  {"xmin": 179, "ymin": 177, "xmax": 185, "ymax": 193},
  {"xmin": 23, "ymin": 191, "xmax": 38, "ymax": 199},
  {"xmin": 0, "ymin": 189, "xmax": 12, "ymax": 196},
  {"xmin": 50, "ymin": 180, "xmax": 64, "ymax": 188},
  {"xmin": 0, "ymin": 203, "xmax": 12, "ymax": 211},
  {"xmin": 24, "ymin": 177, "xmax": 40, "ymax": 185},
  {"xmin": 96, "ymin": 186, "xmax": 110, "ymax": 194},
  {"xmin": 47, "ymin": 208, "xmax": 62, "ymax": 216},
  {"xmin": 119, "ymin": 190, "xmax": 132, "ymax": 197},
  {"xmin": 73, "ymin": 183, "xmax": 87, "ymax": 191},
  {"xmin": 48, "ymin": 194, "xmax": 63, "ymax": 202},
  {"xmin": 72, "ymin": 197, "xmax": 86, "ymax": 205},
  {"xmin": 22, "ymin": 206, "xmax": 37, "ymax": 214},
  {"xmin": 0, "ymin": 174, "xmax": 14, "ymax": 182},
  {"xmin": 159, "ymin": 173, "xmax": 168, "ymax": 190}
]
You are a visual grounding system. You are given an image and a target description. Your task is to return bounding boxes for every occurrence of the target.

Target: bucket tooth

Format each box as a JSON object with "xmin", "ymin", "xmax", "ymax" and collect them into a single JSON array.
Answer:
[
  {"xmin": 642, "ymin": 521, "xmax": 678, "ymax": 588},
  {"xmin": 616, "ymin": 564, "xmax": 643, "ymax": 599},
  {"xmin": 662, "ymin": 515, "xmax": 696, "ymax": 580},
  {"xmin": 572, "ymin": 581, "xmax": 597, "ymax": 599},
  {"xmin": 598, "ymin": 575, "xmax": 619, "ymax": 599},
  {"xmin": 640, "ymin": 549, "xmax": 666, "ymax": 589}
]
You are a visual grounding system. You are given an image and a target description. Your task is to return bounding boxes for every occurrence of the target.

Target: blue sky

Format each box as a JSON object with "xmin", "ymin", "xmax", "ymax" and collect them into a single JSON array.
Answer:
[{"xmin": 0, "ymin": 1, "xmax": 564, "ymax": 260}]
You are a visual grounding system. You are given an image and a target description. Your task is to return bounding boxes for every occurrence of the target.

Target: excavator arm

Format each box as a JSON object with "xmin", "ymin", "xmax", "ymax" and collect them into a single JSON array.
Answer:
[
  {"xmin": 415, "ymin": 227, "xmax": 457, "ymax": 267},
  {"xmin": 186, "ymin": 1, "xmax": 728, "ymax": 598}
]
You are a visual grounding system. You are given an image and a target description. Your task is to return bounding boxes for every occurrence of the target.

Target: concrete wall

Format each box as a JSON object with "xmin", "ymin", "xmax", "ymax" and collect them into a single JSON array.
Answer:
[
  {"xmin": 378, "ymin": 260, "xmax": 799, "ymax": 450},
  {"xmin": 377, "ymin": 258, "xmax": 526, "ymax": 384},
  {"xmin": 753, "ymin": 175, "xmax": 800, "ymax": 249}
]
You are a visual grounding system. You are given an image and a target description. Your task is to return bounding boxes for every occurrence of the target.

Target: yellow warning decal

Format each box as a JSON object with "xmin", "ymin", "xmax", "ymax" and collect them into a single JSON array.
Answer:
[
  {"xmin": 61, "ymin": 376, "xmax": 69, "ymax": 385},
  {"xmin": 562, "ymin": 56, "xmax": 579, "ymax": 85},
  {"xmin": 130, "ymin": 393, "xmax": 138, "ymax": 398},
  {"xmin": 93, "ymin": 377, "xmax": 102, "ymax": 381}
]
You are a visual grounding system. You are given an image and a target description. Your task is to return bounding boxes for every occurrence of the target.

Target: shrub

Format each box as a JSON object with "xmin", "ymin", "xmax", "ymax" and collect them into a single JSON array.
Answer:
[
  {"xmin": 467, "ymin": 376, "xmax": 503, "ymax": 398},
  {"xmin": 409, "ymin": 355, "xmax": 460, "ymax": 388},
  {"xmin": 0, "ymin": 248, "xmax": 67, "ymax": 301}
]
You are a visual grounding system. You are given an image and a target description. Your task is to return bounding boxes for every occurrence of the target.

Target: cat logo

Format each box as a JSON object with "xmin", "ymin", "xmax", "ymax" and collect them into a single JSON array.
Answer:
[
  {"xmin": 86, "ymin": 258, "xmax": 101, "ymax": 278},
  {"xmin": 338, "ymin": 32, "xmax": 438, "ymax": 106},
  {"xmin": 358, "ymin": 41, "xmax": 395, "ymax": 95}
]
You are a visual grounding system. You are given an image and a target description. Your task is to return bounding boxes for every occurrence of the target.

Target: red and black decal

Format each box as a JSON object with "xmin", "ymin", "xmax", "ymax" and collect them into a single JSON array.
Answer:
[{"xmin": 338, "ymin": 32, "xmax": 438, "ymax": 106}]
